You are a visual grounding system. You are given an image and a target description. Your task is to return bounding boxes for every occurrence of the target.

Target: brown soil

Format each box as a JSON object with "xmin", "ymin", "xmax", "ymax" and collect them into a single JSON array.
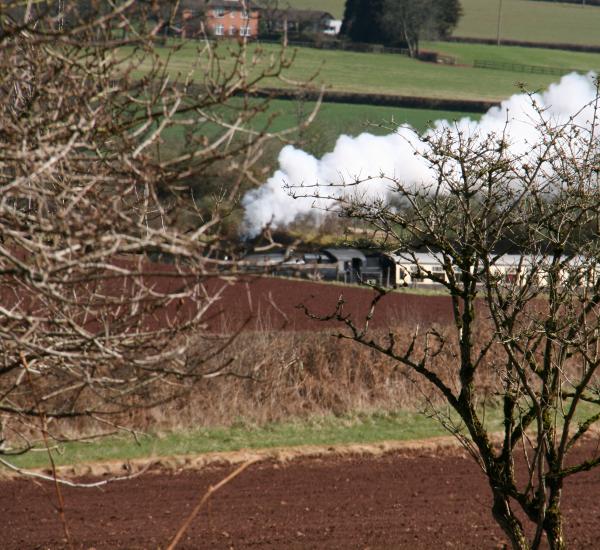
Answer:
[
  {"xmin": 205, "ymin": 277, "xmax": 453, "ymax": 332},
  {"xmin": 2, "ymin": 444, "xmax": 599, "ymax": 549}
]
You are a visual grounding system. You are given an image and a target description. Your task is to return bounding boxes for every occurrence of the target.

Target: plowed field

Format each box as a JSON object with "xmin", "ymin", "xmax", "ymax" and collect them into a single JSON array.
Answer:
[
  {"xmin": 2, "ymin": 444, "xmax": 599, "ymax": 549},
  {"xmin": 205, "ymin": 277, "xmax": 453, "ymax": 332}
]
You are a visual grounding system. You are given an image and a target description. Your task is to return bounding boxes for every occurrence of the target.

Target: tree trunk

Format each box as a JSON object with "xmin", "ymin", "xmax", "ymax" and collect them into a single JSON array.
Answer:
[
  {"xmin": 492, "ymin": 492, "xmax": 530, "ymax": 550},
  {"xmin": 544, "ymin": 493, "xmax": 565, "ymax": 550},
  {"xmin": 401, "ymin": 20, "xmax": 416, "ymax": 58}
]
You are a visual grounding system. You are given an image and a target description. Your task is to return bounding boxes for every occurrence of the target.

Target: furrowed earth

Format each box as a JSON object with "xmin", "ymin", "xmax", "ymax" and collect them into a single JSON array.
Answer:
[
  {"xmin": 1, "ymin": 441, "xmax": 599, "ymax": 549},
  {"xmin": 203, "ymin": 276, "xmax": 454, "ymax": 332}
]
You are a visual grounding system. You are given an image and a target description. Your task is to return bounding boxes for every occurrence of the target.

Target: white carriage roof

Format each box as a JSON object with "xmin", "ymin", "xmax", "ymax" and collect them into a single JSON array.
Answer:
[
  {"xmin": 390, "ymin": 251, "xmax": 587, "ymax": 269},
  {"xmin": 389, "ymin": 250, "xmax": 445, "ymax": 265}
]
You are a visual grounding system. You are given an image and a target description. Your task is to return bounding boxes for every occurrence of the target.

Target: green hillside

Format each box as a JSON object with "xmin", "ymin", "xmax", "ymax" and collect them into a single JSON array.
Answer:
[{"xmin": 456, "ymin": 0, "xmax": 600, "ymax": 45}]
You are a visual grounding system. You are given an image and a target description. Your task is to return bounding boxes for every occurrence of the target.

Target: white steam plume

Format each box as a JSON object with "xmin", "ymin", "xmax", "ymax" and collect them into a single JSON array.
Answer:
[{"xmin": 242, "ymin": 73, "xmax": 599, "ymax": 237}]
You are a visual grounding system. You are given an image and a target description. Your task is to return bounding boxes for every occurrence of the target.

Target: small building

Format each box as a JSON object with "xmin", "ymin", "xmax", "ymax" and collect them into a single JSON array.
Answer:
[
  {"xmin": 204, "ymin": 0, "xmax": 260, "ymax": 39},
  {"xmin": 267, "ymin": 9, "xmax": 336, "ymax": 36}
]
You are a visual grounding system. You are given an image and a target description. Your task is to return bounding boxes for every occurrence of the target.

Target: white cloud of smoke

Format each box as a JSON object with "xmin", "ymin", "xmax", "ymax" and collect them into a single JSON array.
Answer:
[{"xmin": 242, "ymin": 73, "xmax": 599, "ymax": 237}]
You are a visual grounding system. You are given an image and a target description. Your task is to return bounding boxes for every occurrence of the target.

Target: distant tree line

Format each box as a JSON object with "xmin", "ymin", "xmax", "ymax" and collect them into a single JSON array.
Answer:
[{"xmin": 341, "ymin": 0, "xmax": 462, "ymax": 58}]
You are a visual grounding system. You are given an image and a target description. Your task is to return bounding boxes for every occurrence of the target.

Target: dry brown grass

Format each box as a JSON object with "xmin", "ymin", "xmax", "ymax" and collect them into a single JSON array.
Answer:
[
  {"xmin": 5, "ymin": 317, "xmax": 576, "ymax": 446},
  {"xmin": 3, "ymin": 323, "xmax": 456, "ymax": 447},
  {"xmin": 139, "ymin": 322, "xmax": 489, "ymax": 431}
]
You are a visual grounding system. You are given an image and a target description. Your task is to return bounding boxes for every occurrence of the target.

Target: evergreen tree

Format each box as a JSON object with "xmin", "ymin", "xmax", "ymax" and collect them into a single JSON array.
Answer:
[
  {"xmin": 341, "ymin": 0, "xmax": 384, "ymax": 43},
  {"xmin": 339, "ymin": 0, "xmax": 358, "ymax": 36}
]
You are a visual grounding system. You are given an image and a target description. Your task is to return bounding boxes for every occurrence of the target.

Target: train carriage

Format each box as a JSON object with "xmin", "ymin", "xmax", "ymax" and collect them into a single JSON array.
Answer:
[{"xmin": 241, "ymin": 247, "xmax": 600, "ymax": 290}]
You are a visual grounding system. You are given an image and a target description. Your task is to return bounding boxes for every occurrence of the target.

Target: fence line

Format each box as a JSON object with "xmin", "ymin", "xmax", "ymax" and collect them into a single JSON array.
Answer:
[
  {"xmin": 474, "ymin": 59, "xmax": 590, "ymax": 75},
  {"xmin": 258, "ymin": 38, "xmax": 410, "ymax": 56}
]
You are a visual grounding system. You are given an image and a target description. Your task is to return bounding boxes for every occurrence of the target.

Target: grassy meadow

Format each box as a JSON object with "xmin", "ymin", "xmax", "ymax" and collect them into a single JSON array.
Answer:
[
  {"xmin": 288, "ymin": 0, "xmax": 600, "ymax": 46},
  {"xmin": 149, "ymin": 40, "xmax": 600, "ymax": 102},
  {"xmin": 271, "ymin": 100, "xmax": 480, "ymax": 156}
]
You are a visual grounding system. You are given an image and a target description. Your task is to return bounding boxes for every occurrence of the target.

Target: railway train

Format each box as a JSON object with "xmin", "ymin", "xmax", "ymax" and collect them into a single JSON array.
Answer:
[{"xmin": 242, "ymin": 248, "xmax": 597, "ymax": 289}]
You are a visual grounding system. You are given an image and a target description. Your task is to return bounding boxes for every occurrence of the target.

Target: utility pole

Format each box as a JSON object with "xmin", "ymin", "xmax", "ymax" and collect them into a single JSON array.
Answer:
[{"xmin": 496, "ymin": 0, "xmax": 503, "ymax": 46}]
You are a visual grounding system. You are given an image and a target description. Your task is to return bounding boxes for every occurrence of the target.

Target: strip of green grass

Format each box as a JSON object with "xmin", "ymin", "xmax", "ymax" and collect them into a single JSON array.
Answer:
[
  {"xmin": 6, "ymin": 401, "xmax": 596, "ymax": 471},
  {"xmin": 8, "ymin": 411, "xmax": 450, "ymax": 470}
]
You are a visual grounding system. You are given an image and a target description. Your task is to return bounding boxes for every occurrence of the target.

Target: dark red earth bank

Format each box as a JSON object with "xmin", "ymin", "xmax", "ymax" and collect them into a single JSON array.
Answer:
[{"xmin": 2, "ymin": 447, "xmax": 599, "ymax": 549}]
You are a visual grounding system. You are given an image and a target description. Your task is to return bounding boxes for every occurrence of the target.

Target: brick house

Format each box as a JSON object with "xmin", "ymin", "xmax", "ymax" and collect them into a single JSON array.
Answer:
[{"xmin": 204, "ymin": 0, "xmax": 260, "ymax": 39}]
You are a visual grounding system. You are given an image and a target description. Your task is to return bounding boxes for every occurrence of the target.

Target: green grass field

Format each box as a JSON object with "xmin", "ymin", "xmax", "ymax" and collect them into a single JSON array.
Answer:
[
  {"xmin": 456, "ymin": 0, "xmax": 600, "ymax": 46},
  {"xmin": 253, "ymin": 99, "xmax": 480, "ymax": 142},
  {"xmin": 235, "ymin": 99, "xmax": 479, "ymax": 135},
  {"xmin": 157, "ymin": 98, "xmax": 480, "ymax": 160},
  {"xmin": 153, "ymin": 40, "xmax": 600, "ymax": 102},
  {"xmin": 285, "ymin": 100, "xmax": 480, "ymax": 155},
  {"xmin": 288, "ymin": 0, "xmax": 600, "ymax": 46}
]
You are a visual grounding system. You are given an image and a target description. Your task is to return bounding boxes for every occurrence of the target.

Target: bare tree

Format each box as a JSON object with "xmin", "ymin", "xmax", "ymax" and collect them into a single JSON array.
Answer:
[
  {"xmin": 380, "ymin": 0, "xmax": 462, "ymax": 58},
  {"xmin": 295, "ymin": 89, "xmax": 600, "ymax": 548},
  {"xmin": 0, "ymin": 0, "xmax": 314, "ymax": 461}
]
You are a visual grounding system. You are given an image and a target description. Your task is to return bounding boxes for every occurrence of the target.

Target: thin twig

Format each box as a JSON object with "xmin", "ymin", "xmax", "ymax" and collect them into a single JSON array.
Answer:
[{"xmin": 166, "ymin": 459, "xmax": 258, "ymax": 550}]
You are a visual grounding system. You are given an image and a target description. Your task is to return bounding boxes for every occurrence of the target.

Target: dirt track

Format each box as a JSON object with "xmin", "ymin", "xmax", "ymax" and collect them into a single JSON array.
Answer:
[{"xmin": 2, "ymin": 445, "xmax": 599, "ymax": 549}]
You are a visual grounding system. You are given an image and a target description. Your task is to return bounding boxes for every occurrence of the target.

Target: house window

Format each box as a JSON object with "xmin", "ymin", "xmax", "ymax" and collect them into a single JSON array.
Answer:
[
  {"xmin": 214, "ymin": 24, "xmax": 224, "ymax": 36},
  {"xmin": 214, "ymin": 8, "xmax": 224, "ymax": 18},
  {"xmin": 242, "ymin": 10, "xmax": 250, "ymax": 19},
  {"xmin": 240, "ymin": 25, "xmax": 251, "ymax": 36},
  {"xmin": 229, "ymin": 26, "xmax": 237, "ymax": 35}
]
